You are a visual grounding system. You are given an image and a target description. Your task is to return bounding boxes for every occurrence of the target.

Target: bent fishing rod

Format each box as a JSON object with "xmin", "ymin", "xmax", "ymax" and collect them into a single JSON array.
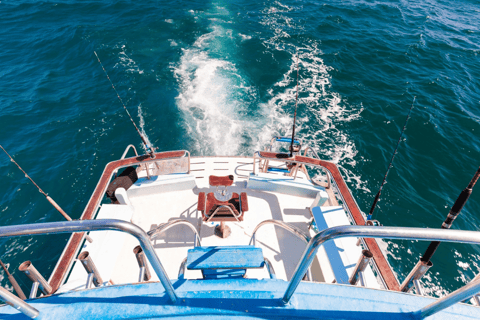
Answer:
[
  {"xmin": 367, "ymin": 97, "xmax": 416, "ymax": 222},
  {"xmin": 94, "ymin": 51, "xmax": 156, "ymax": 158}
]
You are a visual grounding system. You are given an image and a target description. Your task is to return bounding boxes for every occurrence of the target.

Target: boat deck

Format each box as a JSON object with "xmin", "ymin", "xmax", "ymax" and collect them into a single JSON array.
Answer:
[{"xmin": 58, "ymin": 156, "xmax": 380, "ymax": 293}]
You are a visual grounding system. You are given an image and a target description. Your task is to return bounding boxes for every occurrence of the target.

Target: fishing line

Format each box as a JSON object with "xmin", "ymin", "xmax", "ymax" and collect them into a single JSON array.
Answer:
[
  {"xmin": 0, "ymin": 145, "xmax": 93, "ymax": 242},
  {"xmin": 94, "ymin": 51, "xmax": 155, "ymax": 158},
  {"xmin": 367, "ymin": 96, "xmax": 416, "ymax": 221},
  {"xmin": 289, "ymin": 50, "xmax": 300, "ymax": 157}
]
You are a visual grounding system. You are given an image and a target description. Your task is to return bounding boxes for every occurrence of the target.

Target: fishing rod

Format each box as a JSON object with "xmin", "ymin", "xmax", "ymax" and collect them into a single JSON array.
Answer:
[
  {"xmin": 289, "ymin": 52, "xmax": 300, "ymax": 157},
  {"xmin": 0, "ymin": 146, "xmax": 93, "ymax": 243},
  {"xmin": 0, "ymin": 258, "xmax": 26, "ymax": 300},
  {"xmin": 367, "ymin": 97, "xmax": 416, "ymax": 222},
  {"xmin": 400, "ymin": 166, "xmax": 480, "ymax": 293},
  {"xmin": 421, "ymin": 166, "xmax": 480, "ymax": 263},
  {"xmin": 94, "ymin": 51, "xmax": 156, "ymax": 158}
]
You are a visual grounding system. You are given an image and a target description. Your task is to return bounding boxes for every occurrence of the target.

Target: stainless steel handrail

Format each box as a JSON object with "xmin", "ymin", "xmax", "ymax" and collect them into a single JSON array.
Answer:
[
  {"xmin": 419, "ymin": 273, "xmax": 480, "ymax": 318},
  {"xmin": 148, "ymin": 219, "xmax": 201, "ymax": 247},
  {"xmin": 121, "ymin": 144, "xmax": 139, "ymax": 159},
  {"xmin": 303, "ymin": 146, "xmax": 331, "ymax": 189},
  {"xmin": 283, "ymin": 225, "xmax": 480, "ymax": 318},
  {"xmin": 250, "ymin": 220, "xmax": 312, "ymax": 281},
  {"xmin": 206, "ymin": 205, "xmax": 241, "ymax": 222},
  {"xmin": 113, "ymin": 145, "xmax": 140, "ymax": 179},
  {"xmin": 0, "ymin": 219, "xmax": 178, "ymax": 304},
  {"xmin": 136, "ymin": 150, "xmax": 191, "ymax": 176},
  {"xmin": 303, "ymin": 146, "xmax": 320, "ymax": 160},
  {"xmin": 0, "ymin": 286, "xmax": 38, "ymax": 319},
  {"xmin": 250, "ymin": 220, "xmax": 311, "ymax": 245}
]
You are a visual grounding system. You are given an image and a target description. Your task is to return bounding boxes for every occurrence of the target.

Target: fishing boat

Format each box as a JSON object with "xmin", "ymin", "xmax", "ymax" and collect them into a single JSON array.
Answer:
[{"xmin": 1, "ymin": 136, "xmax": 480, "ymax": 319}]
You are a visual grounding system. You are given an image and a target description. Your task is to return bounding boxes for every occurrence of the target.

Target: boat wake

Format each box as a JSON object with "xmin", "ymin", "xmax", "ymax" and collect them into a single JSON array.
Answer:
[
  {"xmin": 174, "ymin": 21, "xmax": 270, "ymax": 156},
  {"xmin": 258, "ymin": 2, "xmax": 367, "ymax": 193}
]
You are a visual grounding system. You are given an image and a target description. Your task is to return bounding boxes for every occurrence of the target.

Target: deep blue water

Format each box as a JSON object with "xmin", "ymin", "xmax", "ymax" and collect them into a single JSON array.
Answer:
[{"xmin": 0, "ymin": 0, "xmax": 479, "ymax": 299}]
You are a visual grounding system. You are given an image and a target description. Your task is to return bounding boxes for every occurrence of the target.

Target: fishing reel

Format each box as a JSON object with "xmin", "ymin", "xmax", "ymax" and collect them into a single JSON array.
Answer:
[{"xmin": 366, "ymin": 219, "xmax": 382, "ymax": 227}]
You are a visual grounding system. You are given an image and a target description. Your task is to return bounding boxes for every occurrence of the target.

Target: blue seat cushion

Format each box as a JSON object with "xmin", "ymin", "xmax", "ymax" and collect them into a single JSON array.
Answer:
[{"xmin": 186, "ymin": 246, "xmax": 265, "ymax": 270}]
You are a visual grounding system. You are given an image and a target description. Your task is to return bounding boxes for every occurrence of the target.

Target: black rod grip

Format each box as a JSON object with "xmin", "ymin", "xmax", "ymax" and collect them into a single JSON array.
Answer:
[
  {"xmin": 368, "ymin": 191, "xmax": 382, "ymax": 218},
  {"xmin": 421, "ymin": 167, "xmax": 479, "ymax": 263}
]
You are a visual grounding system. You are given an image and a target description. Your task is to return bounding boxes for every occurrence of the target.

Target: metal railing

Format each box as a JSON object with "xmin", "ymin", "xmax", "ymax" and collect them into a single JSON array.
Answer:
[
  {"xmin": 147, "ymin": 219, "xmax": 201, "ymax": 247},
  {"xmin": 0, "ymin": 287, "xmax": 38, "ymax": 319},
  {"xmin": 252, "ymin": 151, "xmax": 388, "ymax": 289},
  {"xmin": 250, "ymin": 220, "xmax": 311, "ymax": 245},
  {"xmin": 250, "ymin": 220, "xmax": 313, "ymax": 281},
  {"xmin": 112, "ymin": 145, "xmax": 139, "ymax": 179},
  {"xmin": 283, "ymin": 224, "xmax": 480, "ymax": 318},
  {"xmin": 2, "ymin": 221, "xmax": 480, "ymax": 318},
  {"xmin": 121, "ymin": 144, "xmax": 139, "ymax": 160},
  {"xmin": 137, "ymin": 150, "xmax": 191, "ymax": 178},
  {"xmin": 303, "ymin": 146, "xmax": 331, "ymax": 189},
  {"xmin": 0, "ymin": 219, "xmax": 177, "ymax": 319}
]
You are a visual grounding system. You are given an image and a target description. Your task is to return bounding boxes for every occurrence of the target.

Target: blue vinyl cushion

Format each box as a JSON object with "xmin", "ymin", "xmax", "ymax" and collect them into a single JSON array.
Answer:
[{"xmin": 186, "ymin": 246, "xmax": 265, "ymax": 270}]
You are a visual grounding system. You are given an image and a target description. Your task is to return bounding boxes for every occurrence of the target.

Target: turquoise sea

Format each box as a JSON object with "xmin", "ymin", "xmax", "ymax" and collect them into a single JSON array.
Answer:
[{"xmin": 0, "ymin": 0, "xmax": 479, "ymax": 299}]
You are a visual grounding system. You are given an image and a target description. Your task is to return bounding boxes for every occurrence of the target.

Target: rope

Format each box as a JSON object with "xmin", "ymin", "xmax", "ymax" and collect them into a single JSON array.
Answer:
[
  {"xmin": 367, "ymin": 96, "xmax": 416, "ymax": 220},
  {"xmin": 94, "ymin": 51, "xmax": 155, "ymax": 157}
]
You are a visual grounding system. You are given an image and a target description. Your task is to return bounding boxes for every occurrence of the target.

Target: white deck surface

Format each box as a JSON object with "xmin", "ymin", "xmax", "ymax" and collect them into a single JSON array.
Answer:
[{"xmin": 60, "ymin": 156, "xmax": 381, "ymax": 292}]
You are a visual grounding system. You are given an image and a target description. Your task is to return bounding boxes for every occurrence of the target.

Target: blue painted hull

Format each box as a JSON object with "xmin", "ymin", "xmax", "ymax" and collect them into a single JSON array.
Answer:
[{"xmin": 2, "ymin": 279, "xmax": 479, "ymax": 319}]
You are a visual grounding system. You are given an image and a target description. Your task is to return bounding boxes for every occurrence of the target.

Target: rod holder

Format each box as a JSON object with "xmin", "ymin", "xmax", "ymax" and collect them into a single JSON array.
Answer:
[
  {"xmin": 349, "ymin": 250, "xmax": 373, "ymax": 286},
  {"xmin": 134, "ymin": 246, "xmax": 151, "ymax": 282},
  {"xmin": 400, "ymin": 260, "xmax": 433, "ymax": 293},
  {"xmin": 0, "ymin": 286, "xmax": 39, "ymax": 319},
  {"xmin": 78, "ymin": 251, "xmax": 103, "ymax": 287},
  {"xmin": 19, "ymin": 261, "xmax": 52, "ymax": 296}
]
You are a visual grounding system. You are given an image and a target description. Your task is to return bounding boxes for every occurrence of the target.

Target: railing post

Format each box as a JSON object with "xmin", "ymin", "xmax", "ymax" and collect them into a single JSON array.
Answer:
[
  {"xmin": 282, "ymin": 237, "xmax": 319, "ymax": 304},
  {"xmin": 264, "ymin": 258, "xmax": 277, "ymax": 279},
  {"xmin": 0, "ymin": 219, "xmax": 178, "ymax": 304},
  {"xmin": 178, "ymin": 258, "xmax": 187, "ymax": 280},
  {"xmin": 0, "ymin": 286, "xmax": 39, "ymax": 319},
  {"xmin": 134, "ymin": 245, "xmax": 151, "ymax": 282}
]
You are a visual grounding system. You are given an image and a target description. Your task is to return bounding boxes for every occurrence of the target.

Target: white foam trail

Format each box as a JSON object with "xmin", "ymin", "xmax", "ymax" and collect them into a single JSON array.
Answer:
[
  {"xmin": 256, "ymin": 42, "xmax": 367, "ymax": 192},
  {"xmin": 174, "ymin": 25, "xmax": 267, "ymax": 156},
  {"xmin": 137, "ymin": 103, "xmax": 153, "ymax": 152}
]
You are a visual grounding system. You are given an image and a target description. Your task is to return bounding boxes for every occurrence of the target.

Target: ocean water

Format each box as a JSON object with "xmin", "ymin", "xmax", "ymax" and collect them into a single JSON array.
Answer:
[{"xmin": 0, "ymin": 0, "xmax": 479, "ymax": 299}]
